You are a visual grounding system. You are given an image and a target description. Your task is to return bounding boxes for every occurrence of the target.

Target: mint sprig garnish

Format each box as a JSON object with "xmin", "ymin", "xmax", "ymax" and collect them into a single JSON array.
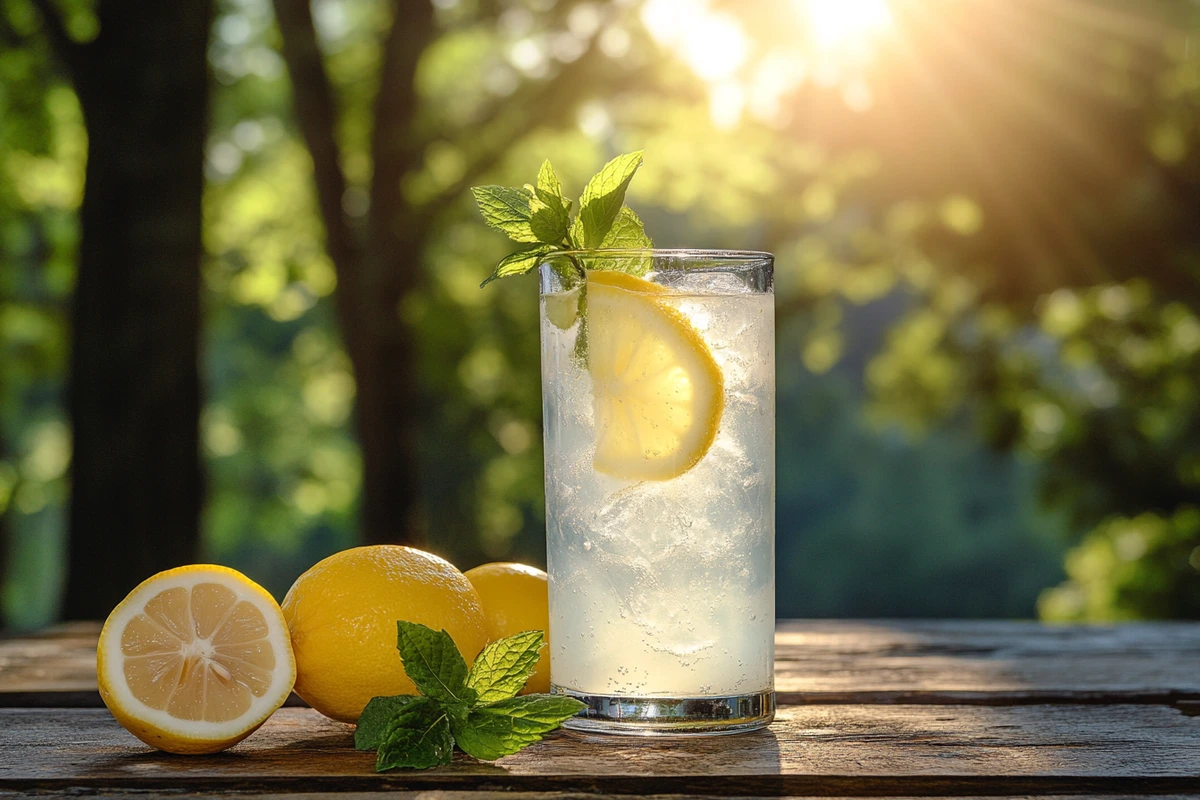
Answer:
[
  {"xmin": 355, "ymin": 621, "xmax": 584, "ymax": 771},
  {"xmin": 473, "ymin": 151, "xmax": 651, "ymax": 287}
]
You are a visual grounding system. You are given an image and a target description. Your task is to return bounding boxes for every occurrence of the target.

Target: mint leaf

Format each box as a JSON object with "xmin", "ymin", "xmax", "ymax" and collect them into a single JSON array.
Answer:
[
  {"xmin": 376, "ymin": 697, "xmax": 454, "ymax": 771},
  {"xmin": 536, "ymin": 159, "xmax": 565, "ymax": 205},
  {"xmin": 486, "ymin": 694, "xmax": 587, "ymax": 730},
  {"xmin": 580, "ymin": 206, "xmax": 654, "ymax": 277},
  {"xmin": 466, "ymin": 630, "xmax": 544, "ymax": 703},
  {"xmin": 529, "ymin": 189, "xmax": 570, "ymax": 245},
  {"xmin": 532, "ymin": 160, "xmax": 573, "ymax": 245},
  {"xmin": 356, "ymin": 695, "xmax": 419, "ymax": 751},
  {"xmin": 599, "ymin": 206, "xmax": 652, "ymax": 248},
  {"xmin": 451, "ymin": 695, "xmax": 586, "ymax": 761},
  {"xmin": 535, "ymin": 159, "xmax": 571, "ymax": 217},
  {"xmin": 480, "ymin": 244, "xmax": 555, "ymax": 288},
  {"xmin": 451, "ymin": 708, "xmax": 534, "ymax": 761},
  {"xmin": 572, "ymin": 151, "xmax": 644, "ymax": 248},
  {"xmin": 470, "ymin": 185, "xmax": 539, "ymax": 243},
  {"xmin": 396, "ymin": 621, "xmax": 477, "ymax": 706}
]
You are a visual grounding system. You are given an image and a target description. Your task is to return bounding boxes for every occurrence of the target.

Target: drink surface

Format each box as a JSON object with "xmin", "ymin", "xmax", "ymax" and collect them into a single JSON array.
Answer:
[{"xmin": 542, "ymin": 273, "xmax": 775, "ymax": 697}]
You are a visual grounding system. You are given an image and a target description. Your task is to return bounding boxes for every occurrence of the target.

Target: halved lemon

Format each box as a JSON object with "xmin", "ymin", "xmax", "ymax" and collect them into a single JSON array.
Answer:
[
  {"xmin": 97, "ymin": 565, "xmax": 296, "ymax": 754},
  {"xmin": 587, "ymin": 270, "xmax": 724, "ymax": 481}
]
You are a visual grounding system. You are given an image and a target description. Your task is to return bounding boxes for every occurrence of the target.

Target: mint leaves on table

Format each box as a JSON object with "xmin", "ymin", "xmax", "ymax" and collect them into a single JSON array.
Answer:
[
  {"xmin": 472, "ymin": 151, "xmax": 652, "ymax": 287},
  {"xmin": 354, "ymin": 621, "xmax": 584, "ymax": 771}
]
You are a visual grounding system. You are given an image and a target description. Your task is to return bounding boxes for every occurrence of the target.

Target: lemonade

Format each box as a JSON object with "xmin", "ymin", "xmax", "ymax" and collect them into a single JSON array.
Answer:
[{"xmin": 539, "ymin": 251, "xmax": 775, "ymax": 734}]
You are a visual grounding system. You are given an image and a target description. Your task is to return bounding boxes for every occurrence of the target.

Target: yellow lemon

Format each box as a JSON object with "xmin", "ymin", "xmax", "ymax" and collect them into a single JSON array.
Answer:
[
  {"xmin": 281, "ymin": 545, "xmax": 488, "ymax": 723},
  {"xmin": 586, "ymin": 270, "xmax": 725, "ymax": 481},
  {"xmin": 96, "ymin": 564, "xmax": 296, "ymax": 755},
  {"xmin": 464, "ymin": 562, "xmax": 550, "ymax": 694}
]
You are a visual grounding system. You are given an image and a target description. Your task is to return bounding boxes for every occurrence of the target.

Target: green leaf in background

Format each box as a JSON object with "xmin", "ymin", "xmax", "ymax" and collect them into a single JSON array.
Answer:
[
  {"xmin": 355, "ymin": 695, "xmax": 420, "ymax": 751},
  {"xmin": 396, "ymin": 621, "xmax": 476, "ymax": 706},
  {"xmin": 375, "ymin": 697, "xmax": 455, "ymax": 771},
  {"xmin": 572, "ymin": 151, "xmax": 644, "ymax": 248},
  {"xmin": 470, "ymin": 185, "xmax": 539, "ymax": 243},
  {"xmin": 465, "ymin": 629, "xmax": 544, "ymax": 703},
  {"xmin": 451, "ymin": 695, "xmax": 586, "ymax": 761},
  {"xmin": 479, "ymin": 244, "xmax": 555, "ymax": 287}
]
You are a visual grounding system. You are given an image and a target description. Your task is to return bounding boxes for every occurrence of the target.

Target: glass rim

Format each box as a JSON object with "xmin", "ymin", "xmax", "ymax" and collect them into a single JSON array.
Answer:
[
  {"xmin": 539, "ymin": 249, "xmax": 773, "ymax": 294},
  {"xmin": 545, "ymin": 248, "xmax": 773, "ymax": 263}
]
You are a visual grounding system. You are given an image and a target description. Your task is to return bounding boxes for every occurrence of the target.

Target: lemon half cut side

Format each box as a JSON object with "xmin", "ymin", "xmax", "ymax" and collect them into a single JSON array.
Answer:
[
  {"xmin": 97, "ymin": 564, "xmax": 296, "ymax": 754},
  {"xmin": 586, "ymin": 270, "xmax": 725, "ymax": 482}
]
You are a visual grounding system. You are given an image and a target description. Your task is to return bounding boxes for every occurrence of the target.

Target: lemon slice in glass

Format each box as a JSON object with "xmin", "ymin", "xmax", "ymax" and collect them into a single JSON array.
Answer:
[
  {"xmin": 97, "ymin": 565, "xmax": 296, "ymax": 754},
  {"xmin": 587, "ymin": 270, "xmax": 724, "ymax": 481}
]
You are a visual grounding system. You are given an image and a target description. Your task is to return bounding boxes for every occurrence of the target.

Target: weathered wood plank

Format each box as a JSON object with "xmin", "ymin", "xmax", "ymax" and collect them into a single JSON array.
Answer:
[
  {"xmin": 1, "ymin": 706, "xmax": 1198, "ymax": 794},
  {"xmin": 775, "ymin": 620, "xmax": 1200, "ymax": 703},
  {"xmin": 6, "ymin": 621, "xmax": 1200, "ymax": 707},
  {"xmin": 0, "ymin": 625, "xmax": 99, "ymax": 696}
]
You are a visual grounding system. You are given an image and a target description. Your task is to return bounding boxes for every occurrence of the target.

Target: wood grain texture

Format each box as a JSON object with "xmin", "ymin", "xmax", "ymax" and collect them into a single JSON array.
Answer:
[
  {"xmin": 774, "ymin": 620, "xmax": 1200, "ymax": 704},
  {"xmin": 1, "ymin": 706, "xmax": 1198, "ymax": 794},
  {"xmin": 0, "ymin": 623, "xmax": 100, "ymax": 705},
  {"xmin": 7, "ymin": 621, "xmax": 1200, "ymax": 707}
]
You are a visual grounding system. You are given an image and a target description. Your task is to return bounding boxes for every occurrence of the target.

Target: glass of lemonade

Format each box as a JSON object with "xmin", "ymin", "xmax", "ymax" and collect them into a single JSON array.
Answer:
[{"xmin": 539, "ymin": 250, "xmax": 775, "ymax": 735}]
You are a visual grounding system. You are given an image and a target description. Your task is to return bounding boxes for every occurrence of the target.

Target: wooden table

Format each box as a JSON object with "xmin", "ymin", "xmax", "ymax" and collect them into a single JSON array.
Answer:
[{"xmin": 2, "ymin": 620, "xmax": 1199, "ymax": 797}]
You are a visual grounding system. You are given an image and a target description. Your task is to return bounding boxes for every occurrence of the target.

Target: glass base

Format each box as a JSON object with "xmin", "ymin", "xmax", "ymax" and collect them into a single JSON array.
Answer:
[{"xmin": 552, "ymin": 686, "xmax": 775, "ymax": 736}]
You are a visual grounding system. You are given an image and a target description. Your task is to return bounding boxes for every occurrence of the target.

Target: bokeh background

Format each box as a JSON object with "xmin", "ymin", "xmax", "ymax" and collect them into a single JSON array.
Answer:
[{"xmin": 2, "ymin": 0, "xmax": 1199, "ymax": 627}]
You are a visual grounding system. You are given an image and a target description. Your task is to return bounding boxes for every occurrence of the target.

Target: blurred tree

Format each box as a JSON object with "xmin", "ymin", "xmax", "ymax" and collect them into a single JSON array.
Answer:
[
  {"xmin": 269, "ymin": 0, "xmax": 631, "ymax": 543},
  {"xmin": 16, "ymin": 0, "xmax": 213, "ymax": 617}
]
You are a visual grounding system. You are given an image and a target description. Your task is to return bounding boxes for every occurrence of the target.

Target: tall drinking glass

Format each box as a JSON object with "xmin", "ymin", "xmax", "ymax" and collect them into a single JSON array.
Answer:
[{"xmin": 539, "ymin": 250, "xmax": 775, "ymax": 735}]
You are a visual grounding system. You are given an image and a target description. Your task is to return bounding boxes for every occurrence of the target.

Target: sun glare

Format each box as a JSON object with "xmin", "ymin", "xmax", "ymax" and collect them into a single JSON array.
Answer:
[
  {"xmin": 642, "ymin": 0, "xmax": 749, "ymax": 82},
  {"xmin": 638, "ymin": 0, "xmax": 897, "ymax": 128},
  {"xmin": 798, "ymin": 0, "xmax": 894, "ymax": 51}
]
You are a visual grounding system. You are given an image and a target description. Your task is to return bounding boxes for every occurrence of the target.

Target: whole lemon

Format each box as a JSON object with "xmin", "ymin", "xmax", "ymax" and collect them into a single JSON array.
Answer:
[
  {"xmin": 282, "ymin": 545, "xmax": 488, "ymax": 723},
  {"xmin": 463, "ymin": 562, "xmax": 550, "ymax": 694}
]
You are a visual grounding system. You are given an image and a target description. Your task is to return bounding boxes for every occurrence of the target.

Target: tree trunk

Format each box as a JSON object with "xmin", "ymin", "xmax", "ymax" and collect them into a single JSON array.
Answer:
[
  {"xmin": 62, "ymin": 0, "xmax": 212, "ymax": 618},
  {"xmin": 341, "ymin": 259, "xmax": 425, "ymax": 545},
  {"xmin": 272, "ymin": 0, "xmax": 597, "ymax": 548}
]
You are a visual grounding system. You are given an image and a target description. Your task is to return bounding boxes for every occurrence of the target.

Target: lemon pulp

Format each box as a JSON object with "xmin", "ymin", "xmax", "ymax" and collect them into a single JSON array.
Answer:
[{"xmin": 586, "ymin": 270, "xmax": 724, "ymax": 481}]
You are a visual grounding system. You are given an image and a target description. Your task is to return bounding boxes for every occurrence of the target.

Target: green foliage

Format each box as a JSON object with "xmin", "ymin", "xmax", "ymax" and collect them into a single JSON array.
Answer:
[
  {"xmin": 1040, "ymin": 509, "xmax": 1200, "ymax": 621},
  {"xmin": 355, "ymin": 695, "xmax": 419, "ymax": 751},
  {"xmin": 474, "ymin": 152, "xmax": 650, "ymax": 287},
  {"xmin": 0, "ymin": 10, "xmax": 81, "ymax": 626},
  {"xmin": 395, "ymin": 620, "xmax": 476, "ymax": 707},
  {"xmin": 466, "ymin": 629, "xmax": 545, "ymax": 703},
  {"xmin": 374, "ymin": 697, "xmax": 454, "ymax": 771},
  {"xmin": 356, "ymin": 623, "xmax": 580, "ymax": 770},
  {"xmin": 570, "ymin": 150, "xmax": 644, "ymax": 248},
  {"xmin": 451, "ymin": 695, "xmax": 585, "ymax": 761},
  {"xmin": 471, "ymin": 186, "xmax": 544, "ymax": 243}
]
